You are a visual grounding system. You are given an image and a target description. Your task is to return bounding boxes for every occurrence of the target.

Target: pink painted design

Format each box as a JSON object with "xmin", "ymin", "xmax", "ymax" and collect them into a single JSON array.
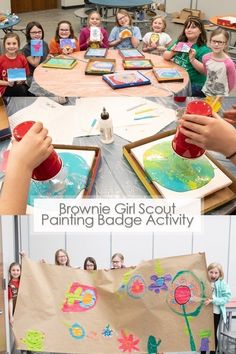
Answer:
[
  {"xmin": 62, "ymin": 282, "xmax": 97, "ymax": 312},
  {"xmin": 118, "ymin": 330, "xmax": 140, "ymax": 353}
]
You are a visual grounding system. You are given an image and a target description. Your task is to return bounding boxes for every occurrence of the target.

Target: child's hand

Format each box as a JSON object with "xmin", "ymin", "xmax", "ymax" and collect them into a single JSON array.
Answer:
[
  {"xmin": 204, "ymin": 298, "xmax": 212, "ymax": 306},
  {"xmin": 7, "ymin": 81, "xmax": 14, "ymax": 87},
  {"xmin": 224, "ymin": 104, "xmax": 236, "ymax": 125},
  {"xmin": 62, "ymin": 46, "xmax": 73, "ymax": 55},
  {"xmin": 9, "ymin": 316, "xmax": 14, "ymax": 326},
  {"xmin": 189, "ymin": 48, "xmax": 196, "ymax": 62},
  {"xmin": 10, "ymin": 122, "xmax": 53, "ymax": 172}
]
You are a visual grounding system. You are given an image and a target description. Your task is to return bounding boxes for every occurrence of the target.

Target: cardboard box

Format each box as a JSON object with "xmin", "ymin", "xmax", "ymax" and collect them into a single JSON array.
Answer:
[{"xmin": 123, "ymin": 130, "xmax": 236, "ymax": 214}]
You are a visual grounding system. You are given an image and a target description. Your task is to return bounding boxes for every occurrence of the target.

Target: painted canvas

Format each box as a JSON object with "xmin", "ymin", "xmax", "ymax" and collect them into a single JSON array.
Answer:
[
  {"xmin": 173, "ymin": 42, "xmax": 193, "ymax": 53},
  {"xmin": 131, "ymin": 135, "xmax": 232, "ymax": 199},
  {"xmin": 13, "ymin": 253, "xmax": 214, "ymax": 353},
  {"xmin": 60, "ymin": 38, "xmax": 76, "ymax": 49},
  {"xmin": 27, "ymin": 149, "xmax": 95, "ymax": 207},
  {"xmin": 84, "ymin": 48, "xmax": 107, "ymax": 58},
  {"xmin": 30, "ymin": 39, "xmax": 43, "ymax": 56},
  {"xmin": 7, "ymin": 68, "xmax": 26, "ymax": 82},
  {"xmin": 42, "ymin": 58, "xmax": 77, "ymax": 69},
  {"xmin": 119, "ymin": 48, "xmax": 144, "ymax": 59},
  {"xmin": 85, "ymin": 59, "xmax": 115, "ymax": 75}
]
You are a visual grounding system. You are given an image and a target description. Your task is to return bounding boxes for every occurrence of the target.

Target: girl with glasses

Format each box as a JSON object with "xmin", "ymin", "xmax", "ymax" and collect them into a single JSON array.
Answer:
[
  {"xmin": 84, "ymin": 257, "xmax": 97, "ymax": 270},
  {"xmin": 22, "ymin": 22, "xmax": 49, "ymax": 80},
  {"xmin": 163, "ymin": 16, "xmax": 211, "ymax": 96},
  {"xmin": 49, "ymin": 20, "xmax": 80, "ymax": 55},
  {"xmin": 201, "ymin": 28, "xmax": 236, "ymax": 96},
  {"xmin": 79, "ymin": 11, "xmax": 109, "ymax": 50},
  {"xmin": 54, "ymin": 249, "xmax": 71, "ymax": 267},
  {"xmin": 109, "ymin": 9, "xmax": 142, "ymax": 49}
]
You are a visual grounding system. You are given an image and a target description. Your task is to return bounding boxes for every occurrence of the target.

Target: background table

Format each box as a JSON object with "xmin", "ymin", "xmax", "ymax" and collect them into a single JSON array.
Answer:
[
  {"xmin": 2, "ymin": 96, "xmax": 235, "ymax": 215},
  {"xmin": 33, "ymin": 51, "xmax": 190, "ymax": 97},
  {"xmin": 209, "ymin": 15, "xmax": 236, "ymax": 49},
  {"xmin": 89, "ymin": 0, "xmax": 153, "ymax": 17},
  {"xmin": 0, "ymin": 14, "xmax": 21, "ymax": 34}
]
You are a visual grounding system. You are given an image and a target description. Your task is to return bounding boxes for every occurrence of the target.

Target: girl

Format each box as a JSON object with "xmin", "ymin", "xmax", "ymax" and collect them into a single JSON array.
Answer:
[
  {"xmin": 84, "ymin": 256, "xmax": 97, "ymax": 270},
  {"xmin": 109, "ymin": 9, "xmax": 142, "ymax": 49},
  {"xmin": 54, "ymin": 249, "xmax": 71, "ymax": 266},
  {"xmin": 49, "ymin": 20, "xmax": 80, "ymax": 55},
  {"xmin": 142, "ymin": 15, "xmax": 172, "ymax": 54},
  {"xmin": 163, "ymin": 16, "xmax": 211, "ymax": 96},
  {"xmin": 201, "ymin": 262, "xmax": 231, "ymax": 354},
  {"xmin": 8, "ymin": 262, "xmax": 21, "ymax": 327},
  {"xmin": 111, "ymin": 253, "xmax": 125, "ymax": 269},
  {"xmin": 21, "ymin": 22, "xmax": 49, "ymax": 77},
  {"xmin": 0, "ymin": 33, "xmax": 30, "ymax": 96},
  {"xmin": 201, "ymin": 28, "xmax": 236, "ymax": 96},
  {"xmin": 79, "ymin": 11, "xmax": 109, "ymax": 51}
]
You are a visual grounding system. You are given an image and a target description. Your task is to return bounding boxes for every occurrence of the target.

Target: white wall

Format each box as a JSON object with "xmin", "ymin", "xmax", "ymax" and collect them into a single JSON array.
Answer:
[
  {"xmin": 0, "ymin": 0, "xmax": 11, "ymax": 12},
  {"xmin": 166, "ymin": 0, "xmax": 236, "ymax": 19},
  {"xmin": 16, "ymin": 215, "xmax": 236, "ymax": 296}
]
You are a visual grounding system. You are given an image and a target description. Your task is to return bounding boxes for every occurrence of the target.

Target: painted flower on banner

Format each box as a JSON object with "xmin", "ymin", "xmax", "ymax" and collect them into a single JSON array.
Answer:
[
  {"xmin": 127, "ymin": 275, "xmax": 146, "ymax": 298},
  {"xmin": 69, "ymin": 323, "xmax": 86, "ymax": 340},
  {"xmin": 21, "ymin": 330, "xmax": 45, "ymax": 351},
  {"xmin": 166, "ymin": 270, "xmax": 206, "ymax": 352},
  {"xmin": 102, "ymin": 324, "xmax": 114, "ymax": 338},
  {"xmin": 148, "ymin": 273, "xmax": 172, "ymax": 294},
  {"xmin": 62, "ymin": 282, "xmax": 97, "ymax": 312},
  {"xmin": 118, "ymin": 329, "xmax": 140, "ymax": 353},
  {"xmin": 167, "ymin": 270, "xmax": 204, "ymax": 315}
]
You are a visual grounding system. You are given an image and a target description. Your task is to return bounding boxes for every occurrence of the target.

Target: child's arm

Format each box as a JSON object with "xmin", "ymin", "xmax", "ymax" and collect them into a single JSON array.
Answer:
[
  {"xmin": 8, "ymin": 298, "xmax": 14, "ymax": 326},
  {"xmin": 212, "ymin": 282, "xmax": 232, "ymax": 306},
  {"xmin": 108, "ymin": 27, "xmax": 122, "ymax": 48},
  {"xmin": 79, "ymin": 28, "xmax": 89, "ymax": 51},
  {"xmin": 101, "ymin": 28, "xmax": 109, "ymax": 48},
  {"xmin": 0, "ymin": 122, "xmax": 53, "ymax": 215},
  {"xmin": 0, "ymin": 79, "xmax": 14, "ymax": 87},
  {"xmin": 188, "ymin": 48, "xmax": 204, "ymax": 73},
  {"xmin": 131, "ymin": 27, "xmax": 142, "ymax": 48},
  {"xmin": 226, "ymin": 58, "xmax": 236, "ymax": 93}
]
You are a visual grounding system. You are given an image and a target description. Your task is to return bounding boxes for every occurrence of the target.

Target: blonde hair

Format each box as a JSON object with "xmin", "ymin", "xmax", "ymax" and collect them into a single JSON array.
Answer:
[
  {"xmin": 87, "ymin": 10, "xmax": 101, "ymax": 27},
  {"xmin": 151, "ymin": 15, "xmax": 166, "ymax": 32},
  {"xmin": 111, "ymin": 253, "xmax": 124, "ymax": 262},
  {"xmin": 115, "ymin": 9, "xmax": 133, "ymax": 27},
  {"xmin": 207, "ymin": 262, "xmax": 224, "ymax": 279}
]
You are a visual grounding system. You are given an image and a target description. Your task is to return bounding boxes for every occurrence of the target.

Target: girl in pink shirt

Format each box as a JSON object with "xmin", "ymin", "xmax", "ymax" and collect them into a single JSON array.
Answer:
[
  {"xmin": 202, "ymin": 28, "xmax": 236, "ymax": 96},
  {"xmin": 79, "ymin": 11, "xmax": 109, "ymax": 51}
]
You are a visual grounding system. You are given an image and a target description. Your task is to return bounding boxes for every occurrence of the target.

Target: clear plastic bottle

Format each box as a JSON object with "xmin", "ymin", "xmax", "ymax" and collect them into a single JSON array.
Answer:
[{"xmin": 99, "ymin": 107, "xmax": 114, "ymax": 144}]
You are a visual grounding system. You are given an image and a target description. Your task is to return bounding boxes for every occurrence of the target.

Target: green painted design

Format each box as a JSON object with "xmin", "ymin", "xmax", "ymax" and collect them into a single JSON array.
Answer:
[
  {"xmin": 182, "ymin": 304, "xmax": 196, "ymax": 351},
  {"xmin": 147, "ymin": 335, "xmax": 161, "ymax": 354},
  {"xmin": 143, "ymin": 141, "xmax": 214, "ymax": 192},
  {"xmin": 21, "ymin": 330, "xmax": 44, "ymax": 351},
  {"xmin": 155, "ymin": 259, "xmax": 163, "ymax": 277},
  {"xmin": 199, "ymin": 329, "xmax": 212, "ymax": 338}
]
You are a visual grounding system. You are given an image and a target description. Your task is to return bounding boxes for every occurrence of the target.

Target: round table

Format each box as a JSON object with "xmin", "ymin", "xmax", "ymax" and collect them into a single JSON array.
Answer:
[
  {"xmin": 209, "ymin": 15, "xmax": 236, "ymax": 49},
  {"xmin": 33, "ymin": 51, "xmax": 190, "ymax": 97},
  {"xmin": 0, "ymin": 14, "xmax": 21, "ymax": 33}
]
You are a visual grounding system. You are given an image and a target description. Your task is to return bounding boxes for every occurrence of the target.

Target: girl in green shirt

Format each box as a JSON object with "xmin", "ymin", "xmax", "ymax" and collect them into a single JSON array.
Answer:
[{"xmin": 163, "ymin": 16, "xmax": 211, "ymax": 96}]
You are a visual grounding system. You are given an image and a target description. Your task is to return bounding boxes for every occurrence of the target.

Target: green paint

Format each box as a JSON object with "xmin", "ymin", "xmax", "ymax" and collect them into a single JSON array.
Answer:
[
  {"xmin": 147, "ymin": 335, "xmax": 161, "ymax": 354},
  {"xmin": 65, "ymin": 287, "xmax": 82, "ymax": 304},
  {"xmin": 123, "ymin": 271, "xmax": 132, "ymax": 285},
  {"xmin": 155, "ymin": 259, "xmax": 163, "ymax": 277},
  {"xmin": 182, "ymin": 305, "xmax": 196, "ymax": 351},
  {"xmin": 199, "ymin": 329, "xmax": 211, "ymax": 338},
  {"xmin": 21, "ymin": 330, "xmax": 44, "ymax": 351}
]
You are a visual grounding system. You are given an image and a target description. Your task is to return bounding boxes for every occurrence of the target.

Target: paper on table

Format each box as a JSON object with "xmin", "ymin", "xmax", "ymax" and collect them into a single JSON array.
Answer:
[
  {"xmin": 74, "ymin": 97, "xmax": 176, "ymax": 138},
  {"xmin": 131, "ymin": 134, "xmax": 232, "ymax": 199},
  {"xmin": 9, "ymin": 98, "xmax": 75, "ymax": 145}
]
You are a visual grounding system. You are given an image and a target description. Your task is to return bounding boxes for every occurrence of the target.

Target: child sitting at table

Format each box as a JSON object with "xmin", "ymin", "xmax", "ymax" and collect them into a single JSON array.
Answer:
[
  {"xmin": 201, "ymin": 28, "xmax": 236, "ymax": 96},
  {"xmin": 109, "ymin": 9, "xmax": 142, "ymax": 49},
  {"xmin": 21, "ymin": 21, "xmax": 49, "ymax": 82},
  {"xmin": 163, "ymin": 16, "xmax": 211, "ymax": 96},
  {"xmin": 49, "ymin": 20, "xmax": 80, "ymax": 55},
  {"xmin": 0, "ymin": 32, "xmax": 30, "ymax": 96},
  {"xmin": 142, "ymin": 15, "xmax": 172, "ymax": 55},
  {"xmin": 79, "ymin": 11, "xmax": 109, "ymax": 50}
]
